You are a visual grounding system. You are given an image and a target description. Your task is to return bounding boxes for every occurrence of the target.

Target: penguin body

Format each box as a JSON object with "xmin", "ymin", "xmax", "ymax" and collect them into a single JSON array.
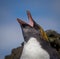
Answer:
[{"xmin": 17, "ymin": 11, "xmax": 60, "ymax": 59}]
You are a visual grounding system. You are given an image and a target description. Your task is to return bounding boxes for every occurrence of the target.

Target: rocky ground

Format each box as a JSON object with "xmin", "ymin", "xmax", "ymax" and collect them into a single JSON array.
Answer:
[
  {"xmin": 5, "ymin": 30, "xmax": 60, "ymax": 59},
  {"xmin": 45, "ymin": 30, "xmax": 60, "ymax": 55}
]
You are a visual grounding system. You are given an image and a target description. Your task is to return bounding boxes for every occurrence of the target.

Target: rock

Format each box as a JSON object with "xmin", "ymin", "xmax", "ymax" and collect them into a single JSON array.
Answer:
[
  {"xmin": 45, "ymin": 30, "xmax": 60, "ymax": 55},
  {"xmin": 5, "ymin": 42, "xmax": 24, "ymax": 59}
]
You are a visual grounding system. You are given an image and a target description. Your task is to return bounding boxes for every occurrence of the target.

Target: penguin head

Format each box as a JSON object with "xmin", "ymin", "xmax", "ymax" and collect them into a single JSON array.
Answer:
[{"xmin": 17, "ymin": 11, "xmax": 48, "ymax": 42}]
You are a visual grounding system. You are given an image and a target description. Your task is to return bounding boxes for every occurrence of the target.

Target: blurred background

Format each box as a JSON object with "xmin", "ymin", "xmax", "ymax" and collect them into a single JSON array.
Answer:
[{"xmin": 0, "ymin": 0, "xmax": 60, "ymax": 59}]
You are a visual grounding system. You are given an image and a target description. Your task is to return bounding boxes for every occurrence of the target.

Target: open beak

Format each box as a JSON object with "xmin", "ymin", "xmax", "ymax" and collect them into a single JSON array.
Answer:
[{"xmin": 17, "ymin": 10, "xmax": 34, "ymax": 27}]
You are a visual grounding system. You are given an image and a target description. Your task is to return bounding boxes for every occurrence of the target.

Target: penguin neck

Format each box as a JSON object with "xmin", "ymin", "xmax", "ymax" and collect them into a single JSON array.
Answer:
[{"xmin": 20, "ymin": 37, "xmax": 50, "ymax": 59}]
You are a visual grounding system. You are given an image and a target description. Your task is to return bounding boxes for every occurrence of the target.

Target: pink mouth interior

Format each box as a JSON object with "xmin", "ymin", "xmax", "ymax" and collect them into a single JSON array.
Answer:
[{"xmin": 29, "ymin": 19, "xmax": 34, "ymax": 27}]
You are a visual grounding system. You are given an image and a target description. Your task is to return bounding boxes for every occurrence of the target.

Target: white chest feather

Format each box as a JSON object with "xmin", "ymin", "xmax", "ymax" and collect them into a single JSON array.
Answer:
[{"xmin": 20, "ymin": 37, "xmax": 50, "ymax": 59}]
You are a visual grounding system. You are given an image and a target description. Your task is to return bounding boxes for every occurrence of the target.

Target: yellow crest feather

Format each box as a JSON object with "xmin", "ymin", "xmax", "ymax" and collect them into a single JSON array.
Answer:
[{"xmin": 39, "ymin": 26, "xmax": 48, "ymax": 41}]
